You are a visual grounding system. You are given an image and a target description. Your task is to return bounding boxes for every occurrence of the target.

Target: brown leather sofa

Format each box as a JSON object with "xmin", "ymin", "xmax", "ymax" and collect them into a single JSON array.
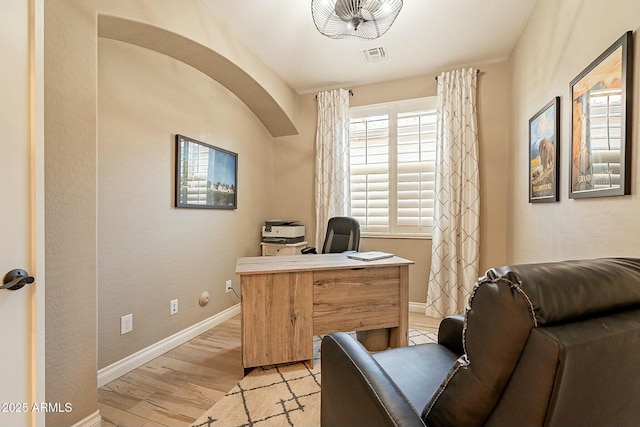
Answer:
[{"xmin": 321, "ymin": 258, "xmax": 640, "ymax": 427}]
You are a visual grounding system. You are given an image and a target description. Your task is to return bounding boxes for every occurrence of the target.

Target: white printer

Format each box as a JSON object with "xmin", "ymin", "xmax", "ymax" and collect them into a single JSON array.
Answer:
[{"xmin": 261, "ymin": 220, "xmax": 305, "ymax": 244}]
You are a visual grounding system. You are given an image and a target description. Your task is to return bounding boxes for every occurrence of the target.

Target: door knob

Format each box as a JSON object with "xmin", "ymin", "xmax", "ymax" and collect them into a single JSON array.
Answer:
[{"xmin": 1, "ymin": 269, "xmax": 35, "ymax": 291}]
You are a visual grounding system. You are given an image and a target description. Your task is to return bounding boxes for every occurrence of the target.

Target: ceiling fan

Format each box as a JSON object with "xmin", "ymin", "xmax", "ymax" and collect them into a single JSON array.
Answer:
[{"xmin": 311, "ymin": 0, "xmax": 403, "ymax": 40}]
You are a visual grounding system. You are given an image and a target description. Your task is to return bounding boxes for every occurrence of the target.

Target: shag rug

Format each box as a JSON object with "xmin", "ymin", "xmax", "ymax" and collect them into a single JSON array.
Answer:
[{"xmin": 191, "ymin": 330, "xmax": 436, "ymax": 427}]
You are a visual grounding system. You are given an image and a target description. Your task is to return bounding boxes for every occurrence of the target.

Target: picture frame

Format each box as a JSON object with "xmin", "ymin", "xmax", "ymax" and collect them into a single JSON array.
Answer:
[
  {"xmin": 569, "ymin": 31, "xmax": 633, "ymax": 199},
  {"xmin": 529, "ymin": 97, "xmax": 560, "ymax": 203},
  {"xmin": 175, "ymin": 134, "xmax": 238, "ymax": 209}
]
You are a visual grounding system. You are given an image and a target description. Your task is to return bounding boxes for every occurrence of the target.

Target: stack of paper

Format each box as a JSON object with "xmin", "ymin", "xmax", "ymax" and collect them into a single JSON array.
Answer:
[{"xmin": 347, "ymin": 251, "xmax": 394, "ymax": 261}]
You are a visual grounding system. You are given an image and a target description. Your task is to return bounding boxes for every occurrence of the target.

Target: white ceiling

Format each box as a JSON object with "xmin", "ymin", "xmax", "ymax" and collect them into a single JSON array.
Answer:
[{"xmin": 200, "ymin": 0, "xmax": 539, "ymax": 94}]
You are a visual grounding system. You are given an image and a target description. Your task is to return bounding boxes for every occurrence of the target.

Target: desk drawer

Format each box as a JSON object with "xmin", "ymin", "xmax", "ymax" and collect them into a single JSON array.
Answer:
[
  {"xmin": 313, "ymin": 266, "xmax": 400, "ymax": 335},
  {"xmin": 261, "ymin": 242, "xmax": 306, "ymax": 256}
]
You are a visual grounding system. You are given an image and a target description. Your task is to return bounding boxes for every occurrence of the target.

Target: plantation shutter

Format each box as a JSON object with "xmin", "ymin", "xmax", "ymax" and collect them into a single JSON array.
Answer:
[
  {"xmin": 396, "ymin": 110, "xmax": 437, "ymax": 234},
  {"xmin": 349, "ymin": 98, "xmax": 436, "ymax": 237},
  {"xmin": 350, "ymin": 114, "xmax": 390, "ymax": 233}
]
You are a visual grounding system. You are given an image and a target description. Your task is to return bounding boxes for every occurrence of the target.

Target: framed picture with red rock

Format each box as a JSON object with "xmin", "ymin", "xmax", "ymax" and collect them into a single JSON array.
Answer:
[
  {"xmin": 569, "ymin": 31, "xmax": 633, "ymax": 199},
  {"xmin": 529, "ymin": 97, "xmax": 560, "ymax": 203}
]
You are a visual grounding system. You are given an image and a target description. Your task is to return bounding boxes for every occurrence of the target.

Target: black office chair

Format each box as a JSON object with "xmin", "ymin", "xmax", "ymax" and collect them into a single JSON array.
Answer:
[{"xmin": 302, "ymin": 216, "xmax": 360, "ymax": 254}]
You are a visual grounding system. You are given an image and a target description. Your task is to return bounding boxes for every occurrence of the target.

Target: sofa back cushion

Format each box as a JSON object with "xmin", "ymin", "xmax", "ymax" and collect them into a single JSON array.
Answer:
[{"xmin": 491, "ymin": 258, "xmax": 640, "ymax": 325}]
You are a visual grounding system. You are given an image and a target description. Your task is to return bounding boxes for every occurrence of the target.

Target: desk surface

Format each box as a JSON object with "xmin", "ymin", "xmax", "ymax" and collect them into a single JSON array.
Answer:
[{"xmin": 236, "ymin": 253, "xmax": 414, "ymax": 275}]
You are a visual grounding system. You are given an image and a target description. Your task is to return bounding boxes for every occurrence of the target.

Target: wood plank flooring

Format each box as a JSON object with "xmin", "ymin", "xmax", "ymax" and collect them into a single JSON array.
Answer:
[{"xmin": 98, "ymin": 311, "xmax": 441, "ymax": 427}]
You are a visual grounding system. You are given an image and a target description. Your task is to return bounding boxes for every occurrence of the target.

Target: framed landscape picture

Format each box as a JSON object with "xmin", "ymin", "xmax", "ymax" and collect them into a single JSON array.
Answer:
[
  {"xmin": 175, "ymin": 134, "xmax": 238, "ymax": 209},
  {"xmin": 569, "ymin": 31, "xmax": 633, "ymax": 199},
  {"xmin": 529, "ymin": 97, "xmax": 560, "ymax": 203}
]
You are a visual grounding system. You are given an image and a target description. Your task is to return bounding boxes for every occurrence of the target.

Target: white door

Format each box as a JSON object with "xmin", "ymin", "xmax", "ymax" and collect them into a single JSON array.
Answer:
[{"xmin": 0, "ymin": 1, "xmax": 44, "ymax": 427}]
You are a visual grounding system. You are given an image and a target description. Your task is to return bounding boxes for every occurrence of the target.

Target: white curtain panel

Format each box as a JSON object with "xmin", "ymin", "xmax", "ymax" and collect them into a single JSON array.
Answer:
[
  {"xmin": 314, "ymin": 89, "xmax": 351, "ymax": 248},
  {"xmin": 425, "ymin": 68, "xmax": 480, "ymax": 317}
]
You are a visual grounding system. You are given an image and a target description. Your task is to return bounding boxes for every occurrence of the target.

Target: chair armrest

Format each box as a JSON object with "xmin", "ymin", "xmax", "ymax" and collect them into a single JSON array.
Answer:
[
  {"xmin": 321, "ymin": 332, "xmax": 426, "ymax": 427},
  {"xmin": 438, "ymin": 314, "xmax": 465, "ymax": 355}
]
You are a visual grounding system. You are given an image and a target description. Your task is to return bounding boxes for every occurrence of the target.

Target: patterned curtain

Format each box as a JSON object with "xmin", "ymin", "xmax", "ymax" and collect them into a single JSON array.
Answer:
[
  {"xmin": 314, "ymin": 89, "xmax": 351, "ymax": 247},
  {"xmin": 425, "ymin": 68, "xmax": 480, "ymax": 317}
]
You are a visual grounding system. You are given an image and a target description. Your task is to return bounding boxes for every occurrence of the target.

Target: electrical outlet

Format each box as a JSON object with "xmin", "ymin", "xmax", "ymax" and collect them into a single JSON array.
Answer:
[
  {"xmin": 225, "ymin": 280, "xmax": 233, "ymax": 293},
  {"xmin": 170, "ymin": 299, "xmax": 178, "ymax": 315},
  {"xmin": 121, "ymin": 314, "xmax": 133, "ymax": 335}
]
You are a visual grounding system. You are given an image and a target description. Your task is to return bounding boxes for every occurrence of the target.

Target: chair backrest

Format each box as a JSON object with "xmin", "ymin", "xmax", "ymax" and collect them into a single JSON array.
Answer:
[
  {"xmin": 321, "ymin": 217, "xmax": 360, "ymax": 254},
  {"xmin": 424, "ymin": 258, "xmax": 640, "ymax": 427}
]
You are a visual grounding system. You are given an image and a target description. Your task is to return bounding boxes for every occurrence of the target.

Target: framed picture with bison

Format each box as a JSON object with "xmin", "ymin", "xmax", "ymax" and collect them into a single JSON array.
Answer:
[
  {"xmin": 569, "ymin": 31, "xmax": 633, "ymax": 199},
  {"xmin": 529, "ymin": 97, "xmax": 560, "ymax": 203}
]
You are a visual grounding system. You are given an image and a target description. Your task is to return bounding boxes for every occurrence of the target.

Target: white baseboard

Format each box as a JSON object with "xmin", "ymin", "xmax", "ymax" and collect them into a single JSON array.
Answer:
[
  {"xmin": 71, "ymin": 410, "xmax": 101, "ymax": 427},
  {"xmin": 409, "ymin": 301, "xmax": 426, "ymax": 313},
  {"xmin": 97, "ymin": 303, "xmax": 241, "ymax": 388}
]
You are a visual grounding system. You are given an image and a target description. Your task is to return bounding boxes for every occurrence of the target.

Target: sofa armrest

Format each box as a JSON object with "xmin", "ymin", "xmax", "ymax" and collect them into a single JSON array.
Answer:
[
  {"xmin": 438, "ymin": 314, "xmax": 465, "ymax": 355},
  {"xmin": 321, "ymin": 332, "xmax": 426, "ymax": 427}
]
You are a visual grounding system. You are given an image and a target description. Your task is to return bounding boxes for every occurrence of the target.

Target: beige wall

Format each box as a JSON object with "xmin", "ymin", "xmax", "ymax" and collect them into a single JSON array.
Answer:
[
  {"xmin": 97, "ymin": 38, "xmax": 275, "ymax": 367},
  {"xmin": 508, "ymin": 0, "xmax": 640, "ymax": 263},
  {"xmin": 97, "ymin": 0, "xmax": 300, "ymax": 138},
  {"xmin": 44, "ymin": 1, "xmax": 98, "ymax": 425},
  {"xmin": 273, "ymin": 62, "xmax": 511, "ymax": 303}
]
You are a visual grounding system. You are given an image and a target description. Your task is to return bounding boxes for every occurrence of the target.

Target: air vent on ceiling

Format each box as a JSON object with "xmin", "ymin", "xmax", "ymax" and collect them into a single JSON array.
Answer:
[{"xmin": 361, "ymin": 46, "xmax": 388, "ymax": 62}]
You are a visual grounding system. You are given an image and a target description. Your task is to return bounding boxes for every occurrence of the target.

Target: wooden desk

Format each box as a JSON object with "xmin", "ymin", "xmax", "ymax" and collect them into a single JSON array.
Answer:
[{"xmin": 236, "ymin": 253, "xmax": 414, "ymax": 370}]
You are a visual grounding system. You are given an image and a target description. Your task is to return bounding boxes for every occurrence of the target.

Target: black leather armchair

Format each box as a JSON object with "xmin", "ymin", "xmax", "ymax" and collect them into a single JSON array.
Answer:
[
  {"xmin": 321, "ymin": 258, "xmax": 640, "ymax": 427},
  {"xmin": 302, "ymin": 216, "xmax": 360, "ymax": 254}
]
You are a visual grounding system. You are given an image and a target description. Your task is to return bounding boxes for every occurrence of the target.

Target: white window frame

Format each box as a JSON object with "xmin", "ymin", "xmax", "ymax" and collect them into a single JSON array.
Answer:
[{"xmin": 349, "ymin": 96, "xmax": 437, "ymax": 239}]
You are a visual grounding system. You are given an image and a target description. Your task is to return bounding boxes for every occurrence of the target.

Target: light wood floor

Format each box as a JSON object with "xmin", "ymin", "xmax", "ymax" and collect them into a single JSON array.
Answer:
[{"xmin": 98, "ymin": 311, "xmax": 441, "ymax": 427}]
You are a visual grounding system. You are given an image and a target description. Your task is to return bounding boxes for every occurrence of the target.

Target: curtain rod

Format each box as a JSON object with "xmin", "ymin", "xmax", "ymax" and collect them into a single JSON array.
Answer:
[
  {"xmin": 435, "ymin": 69, "xmax": 481, "ymax": 81},
  {"xmin": 315, "ymin": 89, "xmax": 353, "ymax": 99}
]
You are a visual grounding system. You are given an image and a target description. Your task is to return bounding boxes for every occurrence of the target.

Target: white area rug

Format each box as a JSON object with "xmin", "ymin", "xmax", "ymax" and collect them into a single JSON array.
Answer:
[{"xmin": 192, "ymin": 330, "xmax": 437, "ymax": 427}]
